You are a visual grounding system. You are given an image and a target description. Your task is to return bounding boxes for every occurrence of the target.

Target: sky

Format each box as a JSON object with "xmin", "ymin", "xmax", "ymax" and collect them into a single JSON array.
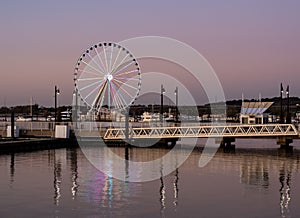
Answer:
[{"xmin": 0, "ymin": 0, "xmax": 300, "ymax": 107}]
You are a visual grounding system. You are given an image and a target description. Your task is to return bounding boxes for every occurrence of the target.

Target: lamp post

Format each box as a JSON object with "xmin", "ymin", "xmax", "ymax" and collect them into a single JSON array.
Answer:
[
  {"xmin": 296, "ymin": 104, "xmax": 299, "ymax": 123},
  {"xmin": 286, "ymin": 85, "xmax": 290, "ymax": 124},
  {"xmin": 280, "ymin": 83, "xmax": 284, "ymax": 124},
  {"xmin": 54, "ymin": 85, "xmax": 60, "ymax": 123},
  {"xmin": 160, "ymin": 84, "xmax": 165, "ymax": 123},
  {"xmin": 174, "ymin": 87, "xmax": 178, "ymax": 122},
  {"xmin": 4, "ymin": 98, "xmax": 7, "ymax": 121},
  {"xmin": 10, "ymin": 107, "xmax": 15, "ymax": 139}
]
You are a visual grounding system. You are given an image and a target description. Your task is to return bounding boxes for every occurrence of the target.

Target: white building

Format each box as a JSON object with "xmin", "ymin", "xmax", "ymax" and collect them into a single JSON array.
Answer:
[{"xmin": 240, "ymin": 101, "xmax": 273, "ymax": 124}]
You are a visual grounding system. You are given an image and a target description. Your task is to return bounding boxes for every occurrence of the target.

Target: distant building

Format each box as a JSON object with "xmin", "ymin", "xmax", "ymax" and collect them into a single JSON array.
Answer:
[
  {"xmin": 240, "ymin": 101, "xmax": 273, "ymax": 124},
  {"xmin": 61, "ymin": 110, "xmax": 72, "ymax": 121}
]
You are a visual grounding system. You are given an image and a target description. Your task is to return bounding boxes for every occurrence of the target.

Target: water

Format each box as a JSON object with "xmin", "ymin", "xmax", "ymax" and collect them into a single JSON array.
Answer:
[{"xmin": 1, "ymin": 139, "xmax": 300, "ymax": 218}]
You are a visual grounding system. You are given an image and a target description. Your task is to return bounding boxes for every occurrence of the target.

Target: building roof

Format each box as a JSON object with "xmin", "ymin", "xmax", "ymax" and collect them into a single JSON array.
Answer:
[{"xmin": 241, "ymin": 102, "xmax": 273, "ymax": 115}]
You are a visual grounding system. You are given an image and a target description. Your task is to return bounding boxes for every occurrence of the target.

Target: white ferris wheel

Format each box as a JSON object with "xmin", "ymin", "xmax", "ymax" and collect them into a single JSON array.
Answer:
[{"xmin": 74, "ymin": 42, "xmax": 141, "ymax": 113}]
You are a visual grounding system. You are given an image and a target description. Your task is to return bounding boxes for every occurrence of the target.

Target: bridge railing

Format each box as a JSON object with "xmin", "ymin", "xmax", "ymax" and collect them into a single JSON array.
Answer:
[{"xmin": 104, "ymin": 123, "xmax": 299, "ymax": 140}]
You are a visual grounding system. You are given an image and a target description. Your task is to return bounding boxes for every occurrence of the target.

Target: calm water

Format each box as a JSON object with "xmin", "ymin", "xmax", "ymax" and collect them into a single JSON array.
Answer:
[{"xmin": 1, "ymin": 139, "xmax": 300, "ymax": 218}]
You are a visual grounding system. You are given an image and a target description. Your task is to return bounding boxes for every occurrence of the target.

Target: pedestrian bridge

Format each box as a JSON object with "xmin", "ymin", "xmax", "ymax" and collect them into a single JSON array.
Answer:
[{"xmin": 104, "ymin": 123, "xmax": 299, "ymax": 140}]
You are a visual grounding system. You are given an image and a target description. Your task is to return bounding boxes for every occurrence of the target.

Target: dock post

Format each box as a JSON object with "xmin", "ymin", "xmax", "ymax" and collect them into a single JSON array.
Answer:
[
  {"xmin": 277, "ymin": 137, "xmax": 293, "ymax": 150},
  {"xmin": 224, "ymin": 137, "xmax": 235, "ymax": 150},
  {"xmin": 215, "ymin": 137, "xmax": 235, "ymax": 151}
]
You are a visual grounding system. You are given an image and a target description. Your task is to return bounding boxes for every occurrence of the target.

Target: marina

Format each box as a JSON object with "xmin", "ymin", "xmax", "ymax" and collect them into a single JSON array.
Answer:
[{"xmin": 1, "ymin": 1, "xmax": 300, "ymax": 216}]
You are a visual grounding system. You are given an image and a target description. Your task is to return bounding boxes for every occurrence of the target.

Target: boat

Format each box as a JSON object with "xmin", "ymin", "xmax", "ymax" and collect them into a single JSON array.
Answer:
[
  {"xmin": 16, "ymin": 116, "xmax": 32, "ymax": 121},
  {"xmin": 140, "ymin": 112, "xmax": 160, "ymax": 122}
]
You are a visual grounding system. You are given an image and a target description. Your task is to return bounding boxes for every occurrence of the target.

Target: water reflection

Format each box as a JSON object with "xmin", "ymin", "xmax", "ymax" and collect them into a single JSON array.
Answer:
[
  {"xmin": 67, "ymin": 148, "xmax": 79, "ymax": 199},
  {"xmin": 236, "ymin": 149, "xmax": 298, "ymax": 217},
  {"xmin": 52, "ymin": 147, "xmax": 299, "ymax": 216},
  {"xmin": 240, "ymin": 155, "xmax": 269, "ymax": 190},
  {"xmin": 173, "ymin": 168, "xmax": 179, "ymax": 207},
  {"xmin": 159, "ymin": 159, "xmax": 166, "ymax": 212},
  {"xmin": 10, "ymin": 153, "xmax": 15, "ymax": 185},
  {"xmin": 53, "ymin": 151, "xmax": 62, "ymax": 206},
  {"xmin": 3, "ymin": 146, "xmax": 300, "ymax": 217},
  {"xmin": 159, "ymin": 160, "xmax": 180, "ymax": 217},
  {"xmin": 125, "ymin": 147, "xmax": 129, "ymax": 181},
  {"xmin": 279, "ymin": 162, "xmax": 292, "ymax": 217}
]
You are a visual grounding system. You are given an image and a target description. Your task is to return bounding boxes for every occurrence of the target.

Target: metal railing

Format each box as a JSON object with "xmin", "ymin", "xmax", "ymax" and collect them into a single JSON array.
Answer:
[
  {"xmin": 104, "ymin": 124, "xmax": 299, "ymax": 140},
  {"xmin": 0, "ymin": 121, "xmax": 71, "ymax": 131}
]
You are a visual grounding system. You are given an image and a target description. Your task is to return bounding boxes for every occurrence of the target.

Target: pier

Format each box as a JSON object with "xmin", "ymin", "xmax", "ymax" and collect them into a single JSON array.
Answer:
[
  {"xmin": 1, "ymin": 121, "xmax": 300, "ymax": 151},
  {"xmin": 0, "ymin": 121, "xmax": 76, "ymax": 153}
]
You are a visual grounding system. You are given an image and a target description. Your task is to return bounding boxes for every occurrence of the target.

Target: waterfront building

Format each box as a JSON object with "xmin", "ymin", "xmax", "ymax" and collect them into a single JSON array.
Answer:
[{"xmin": 240, "ymin": 101, "xmax": 273, "ymax": 124}]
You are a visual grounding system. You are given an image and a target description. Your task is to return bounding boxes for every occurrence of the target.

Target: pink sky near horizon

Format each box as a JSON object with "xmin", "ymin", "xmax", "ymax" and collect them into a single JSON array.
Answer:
[{"xmin": 0, "ymin": 0, "xmax": 300, "ymax": 106}]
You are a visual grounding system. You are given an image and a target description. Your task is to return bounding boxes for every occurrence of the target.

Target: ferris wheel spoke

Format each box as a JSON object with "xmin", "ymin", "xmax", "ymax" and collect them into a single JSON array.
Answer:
[
  {"xmin": 110, "ymin": 84, "xmax": 121, "ymax": 109},
  {"xmin": 114, "ymin": 83, "xmax": 128, "ymax": 108},
  {"xmin": 113, "ymin": 78, "xmax": 140, "ymax": 92},
  {"xmin": 110, "ymin": 53, "xmax": 130, "ymax": 75},
  {"xmin": 79, "ymin": 78, "xmax": 105, "ymax": 92},
  {"xmin": 95, "ymin": 46, "xmax": 107, "ymax": 74},
  {"xmin": 87, "ymin": 53, "xmax": 106, "ymax": 74},
  {"xmin": 83, "ymin": 81, "xmax": 104, "ymax": 101},
  {"xmin": 111, "ymin": 80, "xmax": 135, "ymax": 99},
  {"xmin": 114, "ymin": 69, "xmax": 139, "ymax": 77},
  {"xmin": 112, "ymin": 61, "xmax": 135, "ymax": 76},
  {"xmin": 92, "ymin": 80, "xmax": 107, "ymax": 108},
  {"xmin": 78, "ymin": 68, "xmax": 103, "ymax": 77},
  {"xmin": 81, "ymin": 60, "xmax": 104, "ymax": 75},
  {"xmin": 111, "ymin": 82, "xmax": 127, "ymax": 109},
  {"xmin": 96, "ymin": 82, "xmax": 108, "ymax": 109},
  {"xmin": 109, "ymin": 45, "xmax": 114, "ymax": 72},
  {"xmin": 97, "ymin": 95, "xmax": 105, "ymax": 109},
  {"xmin": 77, "ymin": 76, "xmax": 104, "ymax": 82},
  {"xmin": 115, "ymin": 77, "xmax": 140, "ymax": 82},
  {"xmin": 110, "ymin": 48, "xmax": 122, "ymax": 74},
  {"xmin": 115, "ymin": 91, "xmax": 126, "ymax": 109},
  {"xmin": 103, "ymin": 46, "xmax": 109, "ymax": 73},
  {"xmin": 114, "ymin": 93, "xmax": 126, "ymax": 108}
]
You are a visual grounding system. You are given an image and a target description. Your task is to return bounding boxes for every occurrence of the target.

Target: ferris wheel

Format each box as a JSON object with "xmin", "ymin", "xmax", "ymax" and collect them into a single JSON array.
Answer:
[{"xmin": 74, "ymin": 42, "xmax": 141, "ymax": 112}]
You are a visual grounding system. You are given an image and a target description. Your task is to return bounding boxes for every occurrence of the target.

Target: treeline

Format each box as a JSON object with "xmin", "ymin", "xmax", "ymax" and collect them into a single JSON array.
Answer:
[
  {"xmin": 0, "ymin": 105, "xmax": 72, "ymax": 116},
  {"xmin": 1, "ymin": 96, "xmax": 300, "ymax": 118}
]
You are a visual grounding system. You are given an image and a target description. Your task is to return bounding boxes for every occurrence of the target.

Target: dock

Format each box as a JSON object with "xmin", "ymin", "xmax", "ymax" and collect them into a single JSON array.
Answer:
[{"xmin": 0, "ymin": 138, "xmax": 77, "ymax": 153}]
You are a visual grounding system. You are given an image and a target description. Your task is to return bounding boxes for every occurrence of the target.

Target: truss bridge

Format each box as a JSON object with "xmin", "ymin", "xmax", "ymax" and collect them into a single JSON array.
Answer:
[{"xmin": 104, "ymin": 123, "xmax": 299, "ymax": 140}]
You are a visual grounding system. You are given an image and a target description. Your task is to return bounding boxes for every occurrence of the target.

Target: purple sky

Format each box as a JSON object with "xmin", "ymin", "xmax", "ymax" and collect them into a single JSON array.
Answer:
[{"xmin": 0, "ymin": 0, "xmax": 300, "ymax": 106}]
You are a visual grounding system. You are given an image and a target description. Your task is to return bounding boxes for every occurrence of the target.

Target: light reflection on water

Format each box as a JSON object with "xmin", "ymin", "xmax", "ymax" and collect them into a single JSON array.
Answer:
[{"xmin": 0, "ymin": 141, "xmax": 300, "ymax": 217}]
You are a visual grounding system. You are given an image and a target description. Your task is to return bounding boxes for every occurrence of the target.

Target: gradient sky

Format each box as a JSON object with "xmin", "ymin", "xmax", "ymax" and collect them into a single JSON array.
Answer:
[{"xmin": 0, "ymin": 0, "xmax": 300, "ymax": 106}]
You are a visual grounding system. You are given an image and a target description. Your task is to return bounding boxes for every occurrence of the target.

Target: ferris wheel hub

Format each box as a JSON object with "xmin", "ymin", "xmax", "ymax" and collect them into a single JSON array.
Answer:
[{"xmin": 106, "ymin": 74, "xmax": 113, "ymax": 81}]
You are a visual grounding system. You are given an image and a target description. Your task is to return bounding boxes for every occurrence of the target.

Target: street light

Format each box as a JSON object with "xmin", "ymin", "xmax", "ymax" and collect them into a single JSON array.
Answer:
[
  {"xmin": 10, "ymin": 107, "xmax": 15, "ymax": 139},
  {"xmin": 280, "ymin": 83, "xmax": 284, "ymax": 124},
  {"xmin": 54, "ymin": 85, "xmax": 60, "ymax": 123},
  {"xmin": 174, "ymin": 87, "xmax": 178, "ymax": 122},
  {"xmin": 296, "ymin": 104, "xmax": 299, "ymax": 122},
  {"xmin": 286, "ymin": 85, "xmax": 290, "ymax": 124},
  {"xmin": 160, "ymin": 84, "xmax": 165, "ymax": 123}
]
